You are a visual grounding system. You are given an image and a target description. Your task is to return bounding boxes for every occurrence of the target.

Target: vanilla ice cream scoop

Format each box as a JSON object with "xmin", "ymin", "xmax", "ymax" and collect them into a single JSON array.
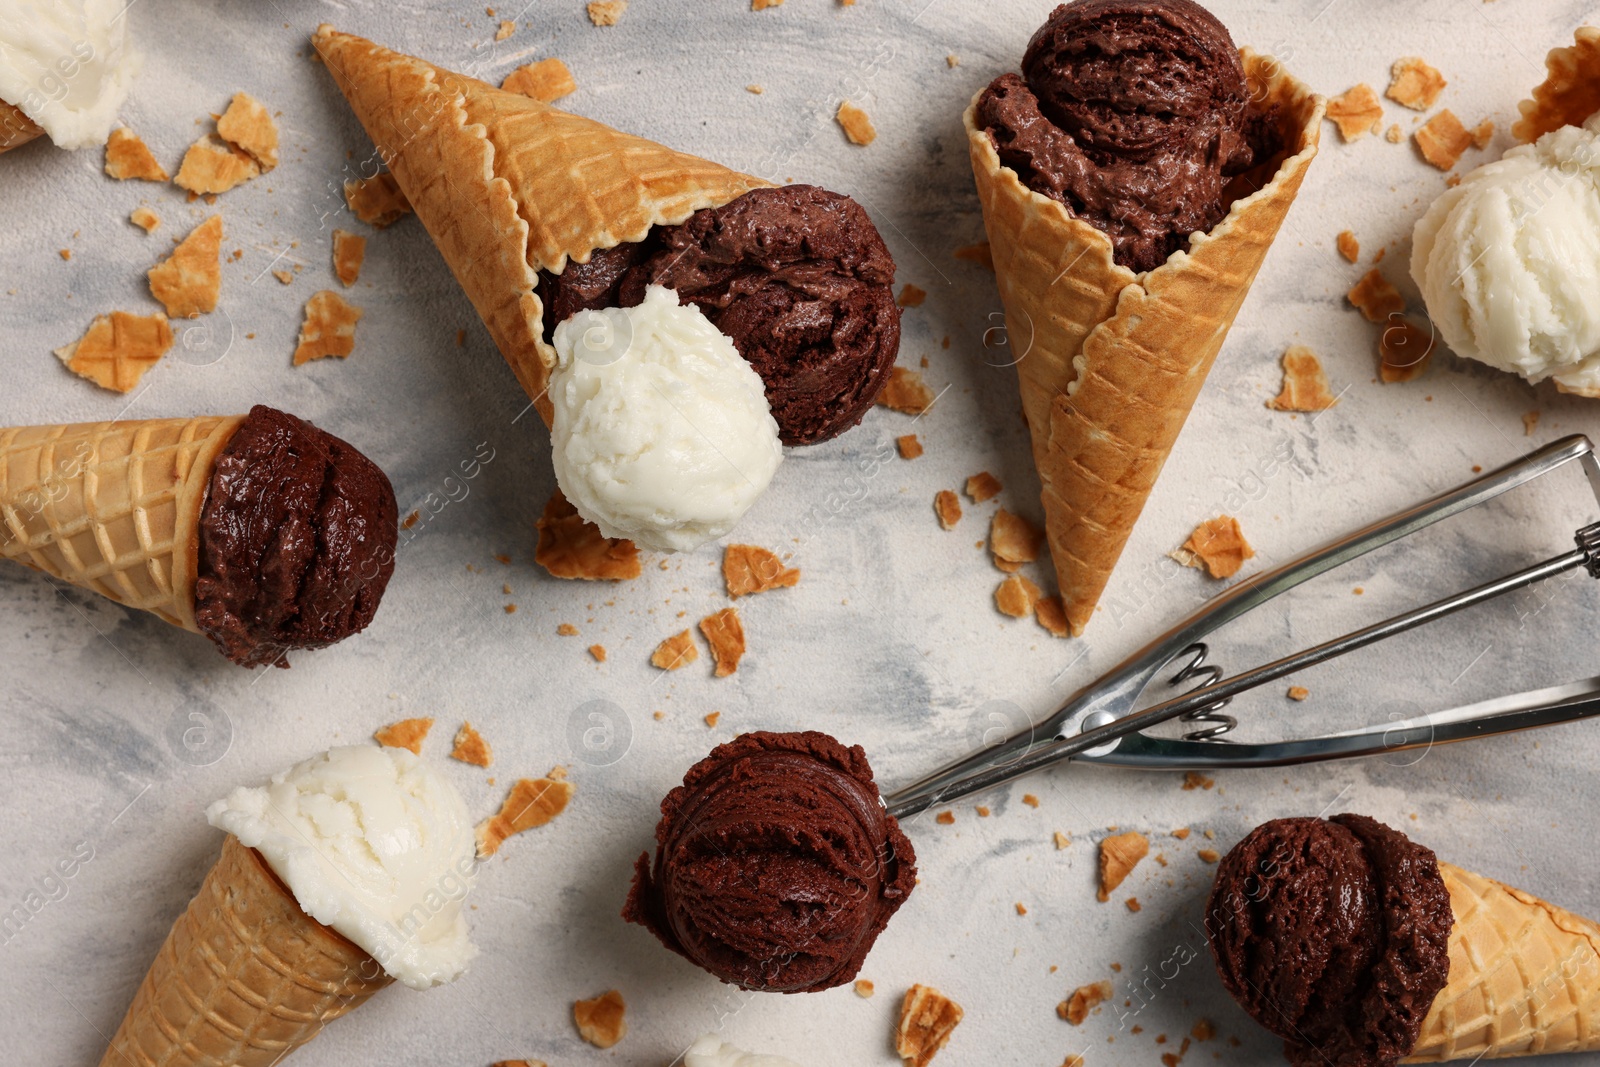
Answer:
[
  {"xmin": 1412, "ymin": 112, "xmax": 1600, "ymax": 393},
  {"xmin": 684, "ymin": 1034, "xmax": 805, "ymax": 1067},
  {"xmin": 548, "ymin": 284, "xmax": 783, "ymax": 552},
  {"xmin": 0, "ymin": 0, "xmax": 140, "ymax": 150},
  {"xmin": 206, "ymin": 744, "xmax": 478, "ymax": 990}
]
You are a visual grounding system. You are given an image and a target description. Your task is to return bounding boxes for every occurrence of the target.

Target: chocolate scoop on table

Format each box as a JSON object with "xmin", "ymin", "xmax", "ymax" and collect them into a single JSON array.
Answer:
[{"xmin": 537, "ymin": 184, "xmax": 902, "ymax": 446}]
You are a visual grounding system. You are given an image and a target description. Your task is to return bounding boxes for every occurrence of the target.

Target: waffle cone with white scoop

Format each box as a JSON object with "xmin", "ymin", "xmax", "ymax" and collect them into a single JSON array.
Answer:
[
  {"xmin": 311, "ymin": 25, "xmax": 771, "ymax": 427},
  {"xmin": 965, "ymin": 50, "xmax": 1322, "ymax": 635}
]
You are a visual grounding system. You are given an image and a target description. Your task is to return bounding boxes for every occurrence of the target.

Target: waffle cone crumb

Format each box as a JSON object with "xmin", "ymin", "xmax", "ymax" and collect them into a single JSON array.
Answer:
[
  {"xmin": 54, "ymin": 312, "xmax": 172, "ymax": 393},
  {"xmin": 535, "ymin": 491, "xmax": 641, "ymax": 580},
  {"xmin": 699, "ymin": 608, "xmax": 745, "ymax": 677},
  {"xmin": 374, "ymin": 717, "xmax": 433, "ymax": 754},
  {"xmin": 651, "ymin": 630, "xmax": 698, "ymax": 671},
  {"xmin": 1098, "ymin": 831, "xmax": 1149, "ymax": 901},
  {"xmin": 477, "ymin": 774, "xmax": 576, "ymax": 857},
  {"xmin": 573, "ymin": 990, "xmax": 626, "ymax": 1048},
  {"xmin": 897, "ymin": 985, "xmax": 963, "ymax": 1067},
  {"xmin": 451, "ymin": 722, "xmax": 493, "ymax": 766}
]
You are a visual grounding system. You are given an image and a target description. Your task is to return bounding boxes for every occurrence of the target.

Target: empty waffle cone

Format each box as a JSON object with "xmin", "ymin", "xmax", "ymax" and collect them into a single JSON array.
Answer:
[
  {"xmin": 0, "ymin": 416, "xmax": 243, "ymax": 631},
  {"xmin": 99, "ymin": 835, "xmax": 392, "ymax": 1067},
  {"xmin": 1405, "ymin": 862, "xmax": 1600, "ymax": 1061},
  {"xmin": 0, "ymin": 99, "xmax": 44, "ymax": 153},
  {"xmin": 1513, "ymin": 26, "xmax": 1600, "ymax": 144},
  {"xmin": 965, "ymin": 52, "xmax": 1323, "ymax": 636},
  {"xmin": 312, "ymin": 25, "xmax": 771, "ymax": 427}
]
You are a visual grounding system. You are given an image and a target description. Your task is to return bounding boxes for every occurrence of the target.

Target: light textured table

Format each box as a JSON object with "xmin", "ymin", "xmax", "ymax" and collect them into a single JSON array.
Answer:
[{"xmin": 3, "ymin": 1, "xmax": 1599, "ymax": 1064}]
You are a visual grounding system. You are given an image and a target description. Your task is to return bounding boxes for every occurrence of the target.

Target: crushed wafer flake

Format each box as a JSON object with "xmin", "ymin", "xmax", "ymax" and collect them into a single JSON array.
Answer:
[
  {"xmin": 966, "ymin": 472, "xmax": 1002, "ymax": 502},
  {"xmin": 991, "ymin": 508, "xmax": 1043, "ymax": 564},
  {"xmin": 1197, "ymin": 848, "xmax": 1220, "ymax": 863},
  {"xmin": 723, "ymin": 544, "xmax": 799, "ymax": 598},
  {"xmin": 1035, "ymin": 595, "xmax": 1069, "ymax": 637},
  {"xmin": 947, "ymin": 54, "xmax": 960, "ymax": 67},
  {"xmin": 586, "ymin": 0, "xmax": 626, "ymax": 25},
  {"xmin": 557, "ymin": 623, "xmax": 579, "ymax": 636},
  {"xmin": 588, "ymin": 644, "xmax": 606, "ymax": 662},
  {"xmin": 272, "ymin": 269, "xmax": 294, "ymax": 286},
  {"xmin": 700, "ymin": 608, "xmax": 745, "ymax": 677},
  {"xmin": 374, "ymin": 717, "xmax": 433, "ymax": 754},
  {"xmin": 752, "ymin": 0, "xmax": 783, "ymax": 8},
  {"xmin": 1386, "ymin": 124, "xmax": 1403, "ymax": 143},
  {"xmin": 898, "ymin": 283, "xmax": 927, "ymax": 307},
  {"xmin": 1060, "ymin": 981, "xmax": 1112, "ymax": 1025},
  {"xmin": 1287, "ymin": 686, "xmax": 1309, "ymax": 701},
  {"xmin": 503, "ymin": 58, "xmax": 577, "ymax": 103},
  {"xmin": 477, "ymin": 774, "xmax": 576, "ymax": 857},
  {"xmin": 995, "ymin": 574, "xmax": 1042, "ymax": 618},
  {"xmin": 1098, "ymin": 831, "xmax": 1149, "ymax": 901},
  {"xmin": 934, "ymin": 490, "xmax": 962, "ymax": 529},
  {"xmin": 1183, "ymin": 771, "xmax": 1214, "ymax": 791},
  {"xmin": 1336, "ymin": 230, "xmax": 1360, "ymax": 262},
  {"xmin": 1379, "ymin": 318, "xmax": 1436, "ymax": 382},
  {"xmin": 104, "ymin": 127, "xmax": 168, "ymax": 181},
  {"xmin": 651, "ymin": 630, "xmax": 699, "ymax": 670},
  {"xmin": 1023, "ymin": 794, "xmax": 1040, "ymax": 807},
  {"xmin": 495, "ymin": 19, "xmax": 515, "ymax": 40},
  {"xmin": 1015, "ymin": 902, "xmax": 1028, "ymax": 915},
  {"xmin": 1054, "ymin": 831, "xmax": 1071, "ymax": 849},
  {"xmin": 746, "ymin": 84, "xmax": 764, "ymax": 94},
  {"xmin": 1387, "ymin": 57, "xmax": 1447, "ymax": 110},
  {"xmin": 856, "ymin": 979, "xmax": 875, "ymax": 998},
  {"xmin": 1524, "ymin": 410, "xmax": 1541, "ymax": 436},
  {"xmin": 953, "ymin": 242, "xmax": 993, "ymax": 270},
  {"xmin": 936, "ymin": 811, "xmax": 955, "ymax": 825},
  {"xmin": 174, "ymin": 134, "xmax": 259, "ymax": 194},
  {"xmin": 344, "ymin": 173, "xmax": 412, "ymax": 227},
  {"xmin": 1062, "ymin": 1057, "xmax": 1084, "ymax": 1067},
  {"xmin": 1415, "ymin": 109, "xmax": 1473, "ymax": 170},
  {"xmin": 293, "ymin": 290, "xmax": 363, "ymax": 365},
  {"xmin": 1347, "ymin": 269, "xmax": 1404, "ymax": 323},
  {"xmin": 573, "ymin": 990, "xmax": 626, "ymax": 1048},
  {"xmin": 147, "ymin": 215, "xmax": 222, "ymax": 318},
  {"xmin": 451, "ymin": 722, "xmax": 493, "ymax": 766},
  {"xmin": 878, "ymin": 365, "xmax": 936, "ymax": 413},
  {"xmin": 1126, "ymin": 897, "xmax": 1142, "ymax": 912},
  {"xmin": 897, "ymin": 434, "xmax": 924, "ymax": 459},
  {"xmin": 837, "ymin": 101, "xmax": 875, "ymax": 145},
  {"xmin": 704, "ymin": 711, "xmax": 721, "ymax": 728},
  {"xmin": 1326, "ymin": 84, "xmax": 1384, "ymax": 141},
  {"xmin": 1267, "ymin": 346, "xmax": 1339, "ymax": 412},
  {"xmin": 1471, "ymin": 119, "xmax": 1494, "ymax": 148},
  {"xmin": 332, "ymin": 229, "xmax": 366, "ymax": 286},
  {"xmin": 129, "ymin": 207, "xmax": 159, "ymax": 233},
  {"xmin": 535, "ymin": 490, "xmax": 641, "ymax": 580},
  {"xmin": 55, "ymin": 312, "xmax": 172, "ymax": 393},
  {"xmin": 1173, "ymin": 516, "xmax": 1254, "ymax": 579},
  {"xmin": 216, "ymin": 92, "xmax": 278, "ymax": 170},
  {"xmin": 897, "ymin": 985, "xmax": 962, "ymax": 1067}
]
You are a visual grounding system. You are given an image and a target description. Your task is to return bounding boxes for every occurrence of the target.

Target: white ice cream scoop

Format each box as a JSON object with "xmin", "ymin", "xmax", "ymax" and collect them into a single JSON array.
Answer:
[
  {"xmin": 684, "ymin": 1033, "xmax": 806, "ymax": 1067},
  {"xmin": 1411, "ymin": 112, "xmax": 1600, "ymax": 393},
  {"xmin": 548, "ymin": 284, "xmax": 784, "ymax": 553},
  {"xmin": 0, "ymin": 0, "xmax": 140, "ymax": 149},
  {"xmin": 206, "ymin": 744, "xmax": 479, "ymax": 990}
]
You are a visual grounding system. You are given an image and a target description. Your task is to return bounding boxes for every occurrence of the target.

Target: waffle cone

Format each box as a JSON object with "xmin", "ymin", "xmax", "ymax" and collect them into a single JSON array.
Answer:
[
  {"xmin": 1401, "ymin": 863, "xmax": 1600, "ymax": 1061},
  {"xmin": 0, "ymin": 99, "xmax": 43, "ymax": 153},
  {"xmin": 0, "ymin": 416, "xmax": 243, "ymax": 631},
  {"xmin": 1513, "ymin": 26, "xmax": 1600, "ymax": 144},
  {"xmin": 312, "ymin": 25, "xmax": 770, "ymax": 427},
  {"xmin": 965, "ymin": 53, "xmax": 1322, "ymax": 636},
  {"xmin": 99, "ymin": 836, "xmax": 392, "ymax": 1067}
]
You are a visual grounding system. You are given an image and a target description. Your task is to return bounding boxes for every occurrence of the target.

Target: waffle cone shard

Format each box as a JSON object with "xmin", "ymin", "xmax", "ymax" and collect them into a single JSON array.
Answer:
[
  {"xmin": 1513, "ymin": 26, "xmax": 1600, "ymax": 144},
  {"xmin": 0, "ymin": 99, "xmax": 44, "ymax": 153},
  {"xmin": 99, "ymin": 836, "xmax": 392, "ymax": 1067},
  {"xmin": 312, "ymin": 25, "xmax": 770, "ymax": 427},
  {"xmin": 966, "ymin": 51, "xmax": 1323, "ymax": 636},
  {"xmin": 0, "ymin": 416, "xmax": 243, "ymax": 631},
  {"xmin": 1405, "ymin": 862, "xmax": 1600, "ymax": 1061}
]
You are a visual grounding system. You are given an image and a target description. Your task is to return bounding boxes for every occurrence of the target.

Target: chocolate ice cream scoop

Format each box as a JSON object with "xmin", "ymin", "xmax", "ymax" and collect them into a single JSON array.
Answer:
[
  {"xmin": 976, "ymin": 0, "xmax": 1271, "ymax": 271},
  {"xmin": 538, "ymin": 185, "xmax": 901, "ymax": 445},
  {"xmin": 194, "ymin": 405, "xmax": 398, "ymax": 668},
  {"xmin": 1205, "ymin": 814, "xmax": 1454, "ymax": 1067},
  {"xmin": 623, "ymin": 730, "xmax": 916, "ymax": 993}
]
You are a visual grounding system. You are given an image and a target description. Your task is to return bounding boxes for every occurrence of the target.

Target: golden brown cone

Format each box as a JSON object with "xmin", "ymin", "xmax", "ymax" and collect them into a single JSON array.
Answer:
[
  {"xmin": 965, "ymin": 51, "xmax": 1323, "ymax": 636},
  {"xmin": 1406, "ymin": 862, "xmax": 1600, "ymax": 1061},
  {"xmin": 311, "ymin": 25, "xmax": 770, "ymax": 427},
  {"xmin": 98, "ymin": 836, "xmax": 392, "ymax": 1067},
  {"xmin": 0, "ymin": 99, "xmax": 43, "ymax": 153},
  {"xmin": 0, "ymin": 416, "xmax": 243, "ymax": 631},
  {"xmin": 1513, "ymin": 26, "xmax": 1600, "ymax": 144}
]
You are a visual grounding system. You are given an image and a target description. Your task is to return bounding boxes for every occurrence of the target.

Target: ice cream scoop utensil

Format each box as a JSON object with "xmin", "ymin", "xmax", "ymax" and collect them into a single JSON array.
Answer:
[{"xmin": 886, "ymin": 435, "xmax": 1600, "ymax": 817}]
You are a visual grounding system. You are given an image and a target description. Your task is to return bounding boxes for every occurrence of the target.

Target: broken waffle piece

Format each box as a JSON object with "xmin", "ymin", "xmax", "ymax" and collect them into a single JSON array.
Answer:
[
  {"xmin": 535, "ymin": 490, "xmax": 641, "ymax": 580},
  {"xmin": 723, "ymin": 544, "xmax": 800, "ymax": 598},
  {"xmin": 1287, "ymin": 686, "xmax": 1309, "ymax": 702},
  {"xmin": 1387, "ymin": 57, "xmax": 1447, "ymax": 111},
  {"xmin": 1059, "ymin": 980, "xmax": 1113, "ymax": 1025},
  {"xmin": 174, "ymin": 134, "xmax": 260, "ymax": 195},
  {"xmin": 573, "ymin": 990, "xmax": 626, "ymax": 1048},
  {"xmin": 344, "ymin": 172, "xmax": 413, "ymax": 227},
  {"xmin": 1347, "ymin": 269, "xmax": 1405, "ymax": 323},
  {"xmin": 965, "ymin": 472, "xmax": 1002, "ymax": 502},
  {"xmin": 651, "ymin": 630, "xmax": 699, "ymax": 671},
  {"xmin": 1266, "ymin": 346, "xmax": 1339, "ymax": 412},
  {"xmin": 293, "ymin": 290, "xmax": 363, "ymax": 365},
  {"xmin": 699, "ymin": 608, "xmax": 745, "ymax": 677},
  {"xmin": 476, "ymin": 773, "xmax": 576, "ymax": 857},
  {"xmin": 1336, "ymin": 230, "xmax": 1359, "ymax": 262},
  {"xmin": 147, "ymin": 215, "xmax": 222, "ymax": 318},
  {"xmin": 1471, "ymin": 119, "xmax": 1494, "ymax": 149},
  {"xmin": 897, "ymin": 434, "xmax": 924, "ymax": 459},
  {"xmin": 1325, "ymin": 84, "xmax": 1384, "ymax": 141},
  {"xmin": 215, "ymin": 92, "xmax": 278, "ymax": 170},
  {"xmin": 586, "ymin": 0, "xmax": 626, "ymax": 25},
  {"xmin": 897, "ymin": 985, "xmax": 963, "ymax": 1067},
  {"xmin": 451, "ymin": 722, "xmax": 493, "ymax": 767},
  {"xmin": 1098, "ymin": 831, "xmax": 1149, "ymax": 901},
  {"xmin": 494, "ymin": 19, "xmax": 515, "ymax": 41},
  {"xmin": 54, "ymin": 312, "xmax": 172, "ymax": 393},
  {"xmin": 1379, "ymin": 318, "xmax": 1436, "ymax": 383},
  {"xmin": 104, "ymin": 127, "xmax": 168, "ymax": 181},
  {"xmin": 990, "ymin": 508, "xmax": 1043, "ymax": 565},
  {"xmin": 838, "ymin": 101, "xmax": 876, "ymax": 145},
  {"xmin": 934, "ymin": 490, "xmax": 963, "ymax": 529},
  {"xmin": 1035, "ymin": 595, "xmax": 1069, "ymax": 638},
  {"xmin": 1415, "ymin": 108, "xmax": 1473, "ymax": 171},
  {"xmin": 374, "ymin": 717, "xmax": 433, "ymax": 755},
  {"xmin": 129, "ymin": 207, "xmax": 159, "ymax": 233},
  {"xmin": 878, "ymin": 365, "xmax": 936, "ymax": 414},
  {"xmin": 332, "ymin": 229, "xmax": 366, "ymax": 286},
  {"xmin": 1173, "ymin": 516, "xmax": 1254, "ymax": 580},
  {"xmin": 502, "ymin": 58, "xmax": 577, "ymax": 103},
  {"xmin": 995, "ymin": 574, "xmax": 1042, "ymax": 618}
]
